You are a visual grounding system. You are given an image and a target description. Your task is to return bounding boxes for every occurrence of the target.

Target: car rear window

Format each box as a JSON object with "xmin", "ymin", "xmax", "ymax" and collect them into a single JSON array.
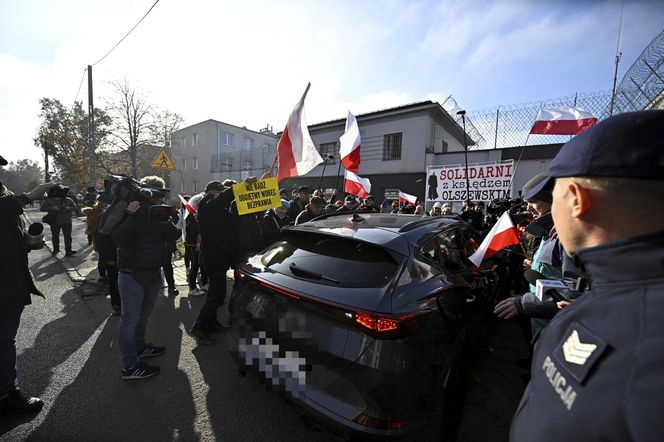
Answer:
[{"xmin": 260, "ymin": 232, "xmax": 402, "ymax": 288}]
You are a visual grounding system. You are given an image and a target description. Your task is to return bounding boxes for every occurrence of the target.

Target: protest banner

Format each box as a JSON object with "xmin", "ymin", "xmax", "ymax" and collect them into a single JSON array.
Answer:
[
  {"xmin": 232, "ymin": 177, "xmax": 281, "ymax": 215},
  {"xmin": 425, "ymin": 160, "xmax": 514, "ymax": 202}
]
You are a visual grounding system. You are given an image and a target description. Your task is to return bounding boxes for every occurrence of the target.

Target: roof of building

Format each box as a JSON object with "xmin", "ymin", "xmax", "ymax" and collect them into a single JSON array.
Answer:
[{"xmin": 175, "ymin": 119, "xmax": 278, "ymax": 138}]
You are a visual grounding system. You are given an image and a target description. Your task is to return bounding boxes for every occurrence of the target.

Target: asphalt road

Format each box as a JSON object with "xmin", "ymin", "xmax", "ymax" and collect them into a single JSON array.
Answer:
[{"xmin": 1, "ymin": 210, "xmax": 339, "ymax": 442}]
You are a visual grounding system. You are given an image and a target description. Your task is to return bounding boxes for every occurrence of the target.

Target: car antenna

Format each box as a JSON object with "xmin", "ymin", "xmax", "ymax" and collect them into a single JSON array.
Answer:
[{"xmin": 351, "ymin": 213, "xmax": 365, "ymax": 223}]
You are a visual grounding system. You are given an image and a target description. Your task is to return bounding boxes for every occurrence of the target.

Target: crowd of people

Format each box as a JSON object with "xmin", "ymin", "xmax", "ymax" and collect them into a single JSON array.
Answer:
[{"xmin": 0, "ymin": 110, "xmax": 662, "ymax": 441}]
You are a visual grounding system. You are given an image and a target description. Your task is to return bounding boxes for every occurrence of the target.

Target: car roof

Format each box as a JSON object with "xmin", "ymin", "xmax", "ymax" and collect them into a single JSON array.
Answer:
[{"xmin": 286, "ymin": 213, "xmax": 464, "ymax": 255}]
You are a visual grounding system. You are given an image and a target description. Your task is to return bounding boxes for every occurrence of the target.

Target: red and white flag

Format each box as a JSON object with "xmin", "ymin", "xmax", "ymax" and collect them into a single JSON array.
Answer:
[
  {"xmin": 468, "ymin": 211, "xmax": 520, "ymax": 267},
  {"xmin": 276, "ymin": 83, "xmax": 323, "ymax": 181},
  {"xmin": 178, "ymin": 194, "xmax": 197, "ymax": 220},
  {"xmin": 398, "ymin": 191, "xmax": 417, "ymax": 205},
  {"xmin": 344, "ymin": 170, "xmax": 371, "ymax": 199},
  {"xmin": 339, "ymin": 111, "xmax": 361, "ymax": 172},
  {"xmin": 529, "ymin": 106, "xmax": 597, "ymax": 135}
]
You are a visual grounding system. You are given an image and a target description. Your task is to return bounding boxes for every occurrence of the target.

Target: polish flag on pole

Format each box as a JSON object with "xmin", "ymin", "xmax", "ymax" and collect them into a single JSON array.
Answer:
[
  {"xmin": 344, "ymin": 170, "xmax": 371, "ymax": 199},
  {"xmin": 468, "ymin": 211, "xmax": 520, "ymax": 267},
  {"xmin": 276, "ymin": 83, "xmax": 323, "ymax": 182},
  {"xmin": 178, "ymin": 194, "xmax": 197, "ymax": 220},
  {"xmin": 529, "ymin": 106, "xmax": 597, "ymax": 135},
  {"xmin": 398, "ymin": 191, "xmax": 417, "ymax": 205},
  {"xmin": 339, "ymin": 111, "xmax": 361, "ymax": 172}
]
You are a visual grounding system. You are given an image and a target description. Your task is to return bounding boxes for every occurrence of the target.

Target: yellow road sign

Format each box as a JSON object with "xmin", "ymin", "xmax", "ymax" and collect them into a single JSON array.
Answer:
[{"xmin": 151, "ymin": 148, "xmax": 176, "ymax": 171}]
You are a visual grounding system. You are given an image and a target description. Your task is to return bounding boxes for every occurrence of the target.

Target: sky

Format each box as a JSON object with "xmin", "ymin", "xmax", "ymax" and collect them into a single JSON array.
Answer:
[{"xmin": 1, "ymin": 0, "xmax": 662, "ymax": 164}]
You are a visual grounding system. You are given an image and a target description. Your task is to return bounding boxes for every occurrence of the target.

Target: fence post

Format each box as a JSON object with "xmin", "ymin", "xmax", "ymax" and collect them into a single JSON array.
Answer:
[{"xmin": 494, "ymin": 106, "xmax": 500, "ymax": 149}]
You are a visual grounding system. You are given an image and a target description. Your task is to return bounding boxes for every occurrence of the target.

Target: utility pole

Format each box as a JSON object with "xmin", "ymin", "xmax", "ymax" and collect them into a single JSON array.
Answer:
[
  {"xmin": 457, "ymin": 110, "xmax": 470, "ymax": 201},
  {"xmin": 87, "ymin": 65, "xmax": 96, "ymax": 187},
  {"xmin": 609, "ymin": 4, "xmax": 624, "ymax": 116}
]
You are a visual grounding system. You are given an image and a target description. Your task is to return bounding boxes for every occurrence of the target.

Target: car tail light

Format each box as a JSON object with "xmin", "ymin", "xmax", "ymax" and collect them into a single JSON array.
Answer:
[
  {"xmin": 353, "ymin": 413, "xmax": 407, "ymax": 430},
  {"xmin": 354, "ymin": 313, "xmax": 399, "ymax": 333}
]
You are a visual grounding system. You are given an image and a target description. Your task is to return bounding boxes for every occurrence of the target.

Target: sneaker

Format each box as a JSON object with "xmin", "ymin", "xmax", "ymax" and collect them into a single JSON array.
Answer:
[
  {"xmin": 111, "ymin": 305, "xmax": 121, "ymax": 316},
  {"xmin": 0, "ymin": 389, "xmax": 43, "ymax": 414},
  {"xmin": 205, "ymin": 320, "xmax": 229, "ymax": 333},
  {"xmin": 65, "ymin": 250, "xmax": 77, "ymax": 256},
  {"xmin": 121, "ymin": 362, "xmax": 160, "ymax": 380},
  {"xmin": 200, "ymin": 283, "xmax": 210, "ymax": 291},
  {"xmin": 188, "ymin": 288, "xmax": 206, "ymax": 297},
  {"xmin": 188, "ymin": 328, "xmax": 215, "ymax": 345},
  {"xmin": 168, "ymin": 287, "xmax": 179, "ymax": 296},
  {"xmin": 139, "ymin": 344, "xmax": 165, "ymax": 358},
  {"xmin": 51, "ymin": 250, "xmax": 59, "ymax": 256}
]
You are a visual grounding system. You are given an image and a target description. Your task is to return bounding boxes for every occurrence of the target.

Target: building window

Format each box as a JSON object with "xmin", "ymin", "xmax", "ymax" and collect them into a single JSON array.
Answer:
[
  {"xmin": 181, "ymin": 159, "xmax": 187, "ymax": 171},
  {"xmin": 182, "ymin": 136, "xmax": 187, "ymax": 148},
  {"xmin": 244, "ymin": 137, "xmax": 254, "ymax": 150},
  {"xmin": 192, "ymin": 157, "xmax": 199, "ymax": 170},
  {"xmin": 180, "ymin": 181, "xmax": 186, "ymax": 194},
  {"xmin": 319, "ymin": 142, "xmax": 337, "ymax": 162},
  {"xmin": 192, "ymin": 133, "xmax": 198, "ymax": 147},
  {"xmin": 383, "ymin": 133, "xmax": 402, "ymax": 160},
  {"xmin": 221, "ymin": 132, "xmax": 234, "ymax": 146},
  {"xmin": 192, "ymin": 181, "xmax": 198, "ymax": 193}
]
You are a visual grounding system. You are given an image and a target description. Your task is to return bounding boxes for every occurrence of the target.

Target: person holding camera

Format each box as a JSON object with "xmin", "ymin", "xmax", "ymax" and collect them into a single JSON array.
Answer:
[
  {"xmin": 0, "ymin": 159, "xmax": 55, "ymax": 414},
  {"xmin": 111, "ymin": 176, "xmax": 181, "ymax": 380},
  {"xmin": 40, "ymin": 184, "xmax": 83, "ymax": 256},
  {"xmin": 511, "ymin": 111, "xmax": 664, "ymax": 441}
]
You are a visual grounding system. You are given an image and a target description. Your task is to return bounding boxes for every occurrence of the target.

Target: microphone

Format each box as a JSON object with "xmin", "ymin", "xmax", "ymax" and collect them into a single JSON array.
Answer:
[{"xmin": 523, "ymin": 268, "xmax": 545, "ymax": 286}]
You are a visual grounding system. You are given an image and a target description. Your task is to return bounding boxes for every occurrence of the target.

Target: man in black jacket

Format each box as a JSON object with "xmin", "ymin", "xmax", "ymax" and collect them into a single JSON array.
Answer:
[
  {"xmin": 287, "ymin": 186, "xmax": 310, "ymax": 221},
  {"xmin": 0, "ymin": 169, "xmax": 55, "ymax": 414},
  {"xmin": 189, "ymin": 181, "xmax": 235, "ymax": 344},
  {"xmin": 111, "ymin": 176, "xmax": 181, "ymax": 380}
]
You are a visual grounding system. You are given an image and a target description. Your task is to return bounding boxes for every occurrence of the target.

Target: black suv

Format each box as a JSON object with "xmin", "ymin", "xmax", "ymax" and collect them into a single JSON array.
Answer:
[{"xmin": 227, "ymin": 213, "xmax": 498, "ymax": 440}]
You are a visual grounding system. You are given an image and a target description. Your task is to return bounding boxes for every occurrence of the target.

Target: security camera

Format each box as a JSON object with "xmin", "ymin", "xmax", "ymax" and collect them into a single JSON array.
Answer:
[
  {"xmin": 456, "ymin": 110, "xmax": 466, "ymax": 116},
  {"xmin": 324, "ymin": 153, "xmax": 335, "ymax": 160}
]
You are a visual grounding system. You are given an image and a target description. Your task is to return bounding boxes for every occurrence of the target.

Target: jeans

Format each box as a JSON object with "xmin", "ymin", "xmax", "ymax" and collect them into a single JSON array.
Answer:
[
  {"xmin": 118, "ymin": 272, "xmax": 160, "ymax": 368},
  {"xmin": 192, "ymin": 265, "xmax": 227, "ymax": 331},
  {"xmin": 50, "ymin": 222, "xmax": 73, "ymax": 252},
  {"xmin": 0, "ymin": 306, "xmax": 24, "ymax": 398}
]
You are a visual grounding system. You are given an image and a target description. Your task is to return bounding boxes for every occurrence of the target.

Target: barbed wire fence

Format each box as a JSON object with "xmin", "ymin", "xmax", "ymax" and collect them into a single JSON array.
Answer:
[{"xmin": 440, "ymin": 27, "xmax": 664, "ymax": 152}]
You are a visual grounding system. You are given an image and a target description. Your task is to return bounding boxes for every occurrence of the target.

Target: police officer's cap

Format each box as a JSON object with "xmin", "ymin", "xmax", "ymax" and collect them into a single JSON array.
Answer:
[
  {"xmin": 526, "ymin": 110, "xmax": 664, "ymax": 200},
  {"xmin": 522, "ymin": 172, "xmax": 552, "ymax": 203}
]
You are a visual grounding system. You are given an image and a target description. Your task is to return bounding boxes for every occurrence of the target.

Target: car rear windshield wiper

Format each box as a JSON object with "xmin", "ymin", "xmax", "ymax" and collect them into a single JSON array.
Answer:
[{"xmin": 289, "ymin": 263, "xmax": 339, "ymax": 284}]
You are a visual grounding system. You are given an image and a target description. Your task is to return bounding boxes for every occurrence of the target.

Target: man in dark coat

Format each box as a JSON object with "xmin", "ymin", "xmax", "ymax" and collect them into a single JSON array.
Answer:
[
  {"xmin": 287, "ymin": 186, "xmax": 310, "ymax": 221},
  {"xmin": 294, "ymin": 196, "xmax": 325, "ymax": 225},
  {"xmin": 0, "ymin": 171, "xmax": 55, "ymax": 414}
]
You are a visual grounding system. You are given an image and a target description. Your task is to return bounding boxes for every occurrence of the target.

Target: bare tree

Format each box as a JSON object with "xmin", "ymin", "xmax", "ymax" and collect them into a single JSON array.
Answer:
[
  {"xmin": 106, "ymin": 79, "xmax": 153, "ymax": 176},
  {"xmin": 150, "ymin": 110, "xmax": 184, "ymax": 148}
]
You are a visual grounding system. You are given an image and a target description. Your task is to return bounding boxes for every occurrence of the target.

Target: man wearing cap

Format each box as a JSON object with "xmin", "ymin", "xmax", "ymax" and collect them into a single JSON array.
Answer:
[
  {"xmin": 0, "ymin": 154, "xmax": 55, "ymax": 413},
  {"xmin": 189, "ymin": 180, "xmax": 233, "ymax": 344},
  {"xmin": 358, "ymin": 195, "xmax": 380, "ymax": 213},
  {"xmin": 336, "ymin": 195, "xmax": 358, "ymax": 213},
  {"xmin": 294, "ymin": 196, "xmax": 325, "ymax": 225},
  {"xmin": 494, "ymin": 172, "xmax": 563, "ymax": 338},
  {"xmin": 511, "ymin": 111, "xmax": 664, "ymax": 441},
  {"xmin": 259, "ymin": 199, "xmax": 291, "ymax": 246},
  {"xmin": 287, "ymin": 186, "xmax": 310, "ymax": 221}
]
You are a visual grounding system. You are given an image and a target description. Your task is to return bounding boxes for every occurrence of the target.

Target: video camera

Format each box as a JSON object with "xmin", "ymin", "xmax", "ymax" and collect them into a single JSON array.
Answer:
[
  {"xmin": 47, "ymin": 186, "xmax": 70, "ymax": 199},
  {"xmin": 106, "ymin": 175, "xmax": 171, "ymax": 223},
  {"xmin": 487, "ymin": 198, "xmax": 531, "ymax": 225}
]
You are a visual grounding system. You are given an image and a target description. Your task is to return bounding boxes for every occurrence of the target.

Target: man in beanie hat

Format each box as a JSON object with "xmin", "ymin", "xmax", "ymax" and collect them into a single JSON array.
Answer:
[{"xmin": 511, "ymin": 110, "xmax": 664, "ymax": 441}]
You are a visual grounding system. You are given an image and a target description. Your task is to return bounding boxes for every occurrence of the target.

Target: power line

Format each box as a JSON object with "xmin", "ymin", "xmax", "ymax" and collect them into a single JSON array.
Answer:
[
  {"xmin": 91, "ymin": 0, "xmax": 161, "ymax": 67},
  {"xmin": 70, "ymin": 68, "xmax": 88, "ymax": 112}
]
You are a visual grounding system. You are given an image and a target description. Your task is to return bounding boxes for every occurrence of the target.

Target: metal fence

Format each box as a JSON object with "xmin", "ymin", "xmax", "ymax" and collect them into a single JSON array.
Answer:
[{"xmin": 441, "ymin": 27, "xmax": 664, "ymax": 152}]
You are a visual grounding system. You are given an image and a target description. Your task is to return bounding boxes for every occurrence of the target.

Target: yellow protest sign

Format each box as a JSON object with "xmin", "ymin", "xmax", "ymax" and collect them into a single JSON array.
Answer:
[
  {"xmin": 150, "ymin": 149, "xmax": 176, "ymax": 171},
  {"xmin": 233, "ymin": 177, "xmax": 281, "ymax": 215}
]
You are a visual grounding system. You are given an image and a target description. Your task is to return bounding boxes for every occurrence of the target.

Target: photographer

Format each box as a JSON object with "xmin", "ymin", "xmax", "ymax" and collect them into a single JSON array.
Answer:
[
  {"xmin": 111, "ymin": 176, "xmax": 181, "ymax": 380},
  {"xmin": 0, "ymin": 161, "xmax": 55, "ymax": 414},
  {"xmin": 40, "ymin": 184, "xmax": 83, "ymax": 256}
]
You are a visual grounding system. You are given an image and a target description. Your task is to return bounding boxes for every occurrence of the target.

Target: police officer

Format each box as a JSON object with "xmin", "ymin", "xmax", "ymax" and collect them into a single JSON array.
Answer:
[{"xmin": 511, "ymin": 110, "xmax": 664, "ymax": 441}]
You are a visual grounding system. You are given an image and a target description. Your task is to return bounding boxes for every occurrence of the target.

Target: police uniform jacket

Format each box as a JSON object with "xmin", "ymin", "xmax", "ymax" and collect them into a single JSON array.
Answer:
[{"xmin": 511, "ymin": 230, "xmax": 664, "ymax": 441}]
